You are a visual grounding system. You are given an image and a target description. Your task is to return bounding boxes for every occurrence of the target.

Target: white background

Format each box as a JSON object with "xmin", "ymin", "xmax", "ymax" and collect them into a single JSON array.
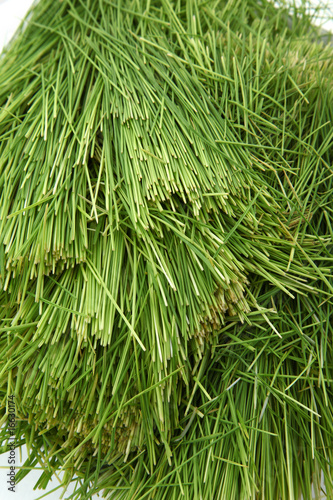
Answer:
[{"xmin": 0, "ymin": 0, "xmax": 332, "ymax": 499}]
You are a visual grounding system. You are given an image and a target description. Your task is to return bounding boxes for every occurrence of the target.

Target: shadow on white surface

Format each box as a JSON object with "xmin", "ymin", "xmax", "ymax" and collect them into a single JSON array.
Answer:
[{"xmin": 0, "ymin": 444, "xmax": 76, "ymax": 500}]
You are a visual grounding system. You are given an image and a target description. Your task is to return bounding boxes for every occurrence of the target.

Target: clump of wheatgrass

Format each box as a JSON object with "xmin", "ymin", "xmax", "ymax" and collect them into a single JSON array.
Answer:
[{"xmin": 0, "ymin": 0, "xmax": 332, "ymax": 499}]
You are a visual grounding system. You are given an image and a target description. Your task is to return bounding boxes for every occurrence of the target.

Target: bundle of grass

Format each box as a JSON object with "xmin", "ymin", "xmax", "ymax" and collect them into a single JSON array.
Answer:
[
  {"xmin": 94, "ymin": 270, "xmax": 333, "ymax": 500},
  {"xmin": 0, "ymin": 0, "xmax": 332, "ymax": 499}
]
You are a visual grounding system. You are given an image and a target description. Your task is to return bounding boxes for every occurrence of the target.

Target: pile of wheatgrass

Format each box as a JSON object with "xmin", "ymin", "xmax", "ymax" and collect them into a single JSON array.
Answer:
[{"xmin": 0, "ymin": 0, "xmax": 332, "ymax": 499}]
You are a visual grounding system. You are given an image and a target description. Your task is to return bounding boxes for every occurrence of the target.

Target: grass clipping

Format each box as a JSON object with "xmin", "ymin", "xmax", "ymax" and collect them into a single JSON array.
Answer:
[{"xmin": 0, "ymin": 0, "xmax": 333, "ymax": 499}]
